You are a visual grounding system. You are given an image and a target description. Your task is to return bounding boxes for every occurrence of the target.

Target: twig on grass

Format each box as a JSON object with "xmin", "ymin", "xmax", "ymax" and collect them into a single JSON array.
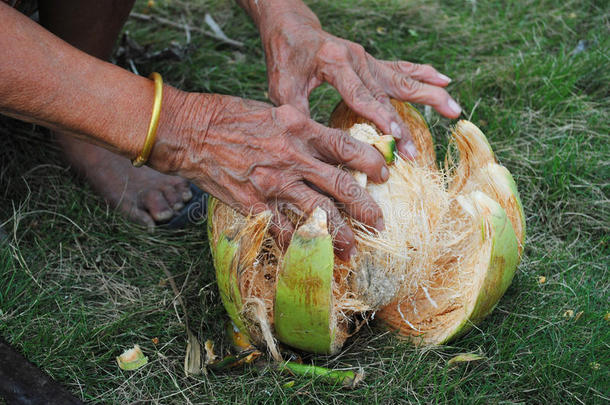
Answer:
[
  {"xmin": 130, "ymin": 12, "xmax": 244, "ymax": 48},
  {"xmin": 159, "ymin": 263, "xmax": 204, "ymax": 376}
]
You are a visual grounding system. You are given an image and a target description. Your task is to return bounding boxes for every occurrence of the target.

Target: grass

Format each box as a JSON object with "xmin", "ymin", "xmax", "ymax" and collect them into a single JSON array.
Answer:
[{"xmin": 1, "ymin": 0, "xmax": 608, "ymax": 403}]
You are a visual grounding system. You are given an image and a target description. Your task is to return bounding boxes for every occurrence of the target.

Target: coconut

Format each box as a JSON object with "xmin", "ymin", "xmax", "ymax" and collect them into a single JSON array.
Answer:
[{"xmin": 207, "ymin": 100, "xmax": 525, "ymax": 355}]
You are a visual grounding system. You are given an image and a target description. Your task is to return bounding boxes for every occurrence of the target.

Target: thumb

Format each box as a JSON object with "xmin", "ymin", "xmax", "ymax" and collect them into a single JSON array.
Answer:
[{"xmin": 269, "ymin": 79, "xmax": 312, "ymax": 116}]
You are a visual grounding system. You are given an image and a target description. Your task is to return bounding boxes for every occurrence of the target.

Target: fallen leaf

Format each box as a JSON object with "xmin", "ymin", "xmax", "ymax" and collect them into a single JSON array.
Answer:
[
  {"xmin": 563, "ymin": 310, "xmax": 574, "ymax": 318},
  {"xmin": 538, "ymin": 275, "xmax": 546, "ymax": 284},
  {"xmin": 226, "ymin": 321, "xmax": 254, "ymax": 352},
  {"xmin": 152, "ymin": 337, "xmax": 159, "ymax": 345},
  {"xmin": 376, "ymin": 26, "xmax": 387, "ymax": 35},
  {"xmin": 184, "ymin": 331, "xmax": 202, "ymax": 376},
  {"xmin": 204, "ymin": 339, "xmax": 218, "ymax": 365},
  {"xmin": 573, "ymin": 311, "xmax": 583, "ymax": 321},
  {"xmin": 604, "ymin": 312, "xmax": 610, "ymax": 321},
  {"xmin": 447, "ymin": 353, "xmax": 485, "ymax": 365},
  {"xmin": 590, "ymin": 362, "xmax": 600, "ymax": 370}
]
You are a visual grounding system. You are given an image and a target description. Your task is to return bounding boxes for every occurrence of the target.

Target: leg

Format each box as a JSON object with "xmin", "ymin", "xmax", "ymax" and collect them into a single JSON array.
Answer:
[{"xmin": 38, "ymin": 0, "xmax": 192, "ymax": 228}]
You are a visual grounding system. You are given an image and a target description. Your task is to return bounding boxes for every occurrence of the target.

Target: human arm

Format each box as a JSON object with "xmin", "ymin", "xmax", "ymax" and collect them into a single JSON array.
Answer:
[
  {"xmin": 0, "ymin": 3, "xmax": 386, "ymax": 259},
  {"xmin": 235, "ymin": 0, "xmax": 461, "ymax": 158}
]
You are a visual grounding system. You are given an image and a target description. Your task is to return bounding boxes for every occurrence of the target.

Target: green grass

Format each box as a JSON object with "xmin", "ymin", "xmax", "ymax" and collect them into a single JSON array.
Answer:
[{"xmin": 1, "ymin": 0, "xmax": 609, "ymax": 403}]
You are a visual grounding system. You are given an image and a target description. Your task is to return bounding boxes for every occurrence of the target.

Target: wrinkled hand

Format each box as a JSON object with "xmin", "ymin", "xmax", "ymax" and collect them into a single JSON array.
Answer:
[
  {"xmin": 154, "ymin": 88, "xmax": 388, "ymax": 260},
  {"xmin": 260, "ymin": 10, "xmax": 462, "ymax": 158}
]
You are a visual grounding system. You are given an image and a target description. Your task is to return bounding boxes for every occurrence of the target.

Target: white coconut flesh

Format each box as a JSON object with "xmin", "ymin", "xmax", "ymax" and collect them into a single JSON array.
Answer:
[{"xmin": 208, "ymin": 119, "xmax": 524, "ymax": 352}]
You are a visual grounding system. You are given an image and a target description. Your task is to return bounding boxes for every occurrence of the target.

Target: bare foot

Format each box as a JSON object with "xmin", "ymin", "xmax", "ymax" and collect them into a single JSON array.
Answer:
[{"xmin": 56, "ymin": 132, "xmax": 193, "ymax": 230}]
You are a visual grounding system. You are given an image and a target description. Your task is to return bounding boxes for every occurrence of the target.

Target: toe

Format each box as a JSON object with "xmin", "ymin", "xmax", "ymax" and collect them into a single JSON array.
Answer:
[
  {"xmin": 161, "ymin": 185, "xmax": 184, "ymax": 211},
  {"xmin": 118, "ymin": 199, "xmax": 156, "ymax": 231},
  {"xmin": 128, "ymin": 208, "xmax": 156, "ymax": 232},
  {"xmin": 174, "ymin": 181, "xmax": 193, "ymax": 203},
  {"xmin": 141, "ymin": 189, "xmax": 174, "ymax": 223}
]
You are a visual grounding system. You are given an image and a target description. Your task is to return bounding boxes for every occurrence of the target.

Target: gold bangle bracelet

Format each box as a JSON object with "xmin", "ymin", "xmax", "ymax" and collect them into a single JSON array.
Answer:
[{"xmin": 132, "ymin": 72, "xmax": 163, "ymax": 167}]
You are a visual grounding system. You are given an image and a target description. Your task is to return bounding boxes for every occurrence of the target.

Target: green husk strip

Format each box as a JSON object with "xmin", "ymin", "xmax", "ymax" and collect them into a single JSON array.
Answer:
[
  {"xmin": 468, "ymin": 192, "xmax": 520, "ymax": 322},
  {"xmin": 279, "ymin": 362, "xmax": 364, "ymax": 388},
  {"xmin": 445, "ymin": 192, "xmax": 520, "ymax": 342},
  {"xmin": 207, "ymin": 350, "xmax": 262, "ymax": 371},
  {"xmin": 207, "ymin": 197, "xmax": 251, "ymax": 339},
  {"xmin": 485, "ymin": 163, "xmax": 526, "ymax": 247},
  {"xmin": 274, "ymin": 207, "xmax": 336, "ymax": 354},
  {"xmin": 213, "ymin": 233, "xmax": 249, "ymax": 336}
]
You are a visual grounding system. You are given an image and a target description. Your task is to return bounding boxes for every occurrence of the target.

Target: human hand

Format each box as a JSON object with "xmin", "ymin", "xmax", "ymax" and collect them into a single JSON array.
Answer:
[
  {"xmin": 152, "ymin": 88, "xmax": 389, "ymax": 260},
  {"xmin": 257, "ymin": 4, "xmax": 461, "ymax": 158}
]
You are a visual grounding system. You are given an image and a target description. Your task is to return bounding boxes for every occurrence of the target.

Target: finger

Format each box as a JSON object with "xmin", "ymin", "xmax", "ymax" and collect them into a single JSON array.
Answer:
[
  {"xmin": 303, "ymin": 162, "xmax": 384, "ymax": 232},
  {"xmin": 325, "ymin": 66, "xmax": 402, "ymax": 138},
  {"xmin": 140, "ymin": 189, "xmax": 174, "ymax": 222},
  {"xmin": 266, "ymin": 203, "xmax": 295, "ymax": 252},
  {"xmin": 379, "ymin": 60, "xmax": 451, "ymax": 87},
  {"xmin": 308, "ymin": 124, "xmax": 389, "ymax": 183},
  {"xmin": 285, "ymin": 184, "xmax": 355, "ymax": 261},
  {"xmin": 396, "ymin": 137, "xmax": 419, "ymax": 160},
  {"xmin": 355, "ymin": 62, "xmax": 414, "ymax": 150},
  {"xmin": 377, "ymin": 64, "xmax": 462, "ymax": 119}
]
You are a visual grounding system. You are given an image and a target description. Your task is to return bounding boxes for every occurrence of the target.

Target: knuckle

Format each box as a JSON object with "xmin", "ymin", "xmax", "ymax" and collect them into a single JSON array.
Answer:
[
  {"xmin": 373, "ymin": 89, "xmax": 390, "ymax": 105},
  {"xmin": 318, "ymin": 40, "xmax": 350, "ymax": 62},
  {"xmin": 399, "ymin": 76, "xmax": 424, "ymax": 96},
  {"xmin": 330, "ymin": 131, "xmax": 358, "ymax": 161},
  {"xmin": 333, "ymin": 170, "xmax": 364, "ymax": 201},
  {"xmin": 267, "ymin": 175, "xmax": 300, "ymax": 199},
  {"xmin": 250, "ymin": 201, "xmax": 270, "ymax": 215},
  {"xmin": 399, "ymin": 61, "xmax": 417, "ymax": 75},
  {"xmin": 365, "ymin": 80, "xmax": 388, "ymax": 101},
  {"xmin": 348, "ymin": 83, "xmax": 373, "ymax": 107},
  {"xmin": 318, "ymin": 200, "xmax": 344, "ymax": 226},
  {"xmin": 349, "ymin": 42, "xmax": 366, "ymax": 59}
]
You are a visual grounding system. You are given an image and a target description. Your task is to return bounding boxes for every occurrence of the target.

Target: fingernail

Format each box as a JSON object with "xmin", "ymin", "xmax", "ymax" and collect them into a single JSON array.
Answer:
[
  {"xmin": 390, "ymin": 121, "xmax": 402, "ymax": 139},
  {"xmin": 182, "ymin": 190, "xmax": 193, "ymax": 201},
  {"xmin": 438, "ymin": 73, "xmax": 452, "ymax": 83},
  {"xmin": 380, "ymin": 166, "xmax": 389, "ymax": 181},
  {"xmin": 448, "ymin": 98, "xmax": 462, "ymax": 115},
  {"xmin": 349, "ymin": 246, "xmax": 358, "ymax": 259},
  {"xmin": 173, "ymin": 202, "xmax": 184, "ymax": 211},
  {"xmin": 405, "ymin": 141, "xmax": 418, "ymax": 160},
  {"xmin": 375, "ymin": 217, "xmax": 385, "ymax": 232}
]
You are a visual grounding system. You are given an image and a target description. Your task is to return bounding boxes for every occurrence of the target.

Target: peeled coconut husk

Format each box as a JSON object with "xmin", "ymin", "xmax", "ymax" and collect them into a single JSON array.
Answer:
[{"xmin": 207, "ymin": 100, "xmax": 525, "ymax": 355}]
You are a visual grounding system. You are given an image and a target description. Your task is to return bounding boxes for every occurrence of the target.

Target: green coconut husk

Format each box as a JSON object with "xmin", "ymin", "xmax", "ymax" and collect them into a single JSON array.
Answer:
[
  {"xmin": 207, "ymin": 100, "xmax": 525, "ymax": 355},
  {"xmin": 274, "ymin": 207, "xmax": 338, "ymax": 354}
]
